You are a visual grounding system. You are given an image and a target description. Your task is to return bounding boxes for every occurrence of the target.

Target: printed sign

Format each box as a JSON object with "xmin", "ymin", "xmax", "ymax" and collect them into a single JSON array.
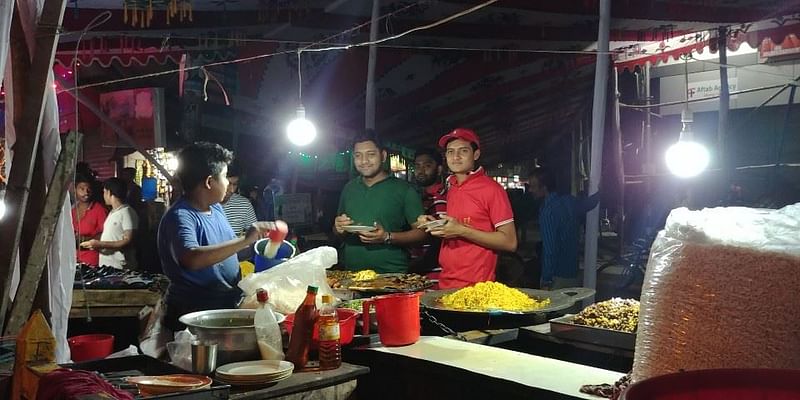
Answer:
[{"xmin": 687, "ymin": 77, "xmax": 738, "ymax": 101}]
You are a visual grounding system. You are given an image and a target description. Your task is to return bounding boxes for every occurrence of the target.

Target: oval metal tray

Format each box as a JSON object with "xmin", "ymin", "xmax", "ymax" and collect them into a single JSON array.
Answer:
[{"xmin": 420, "ymin": 287, "xmax": 595, "ymax": 315}]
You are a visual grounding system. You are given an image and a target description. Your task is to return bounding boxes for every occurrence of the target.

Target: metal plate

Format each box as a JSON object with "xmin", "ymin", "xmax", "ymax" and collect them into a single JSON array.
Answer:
[
  {"xmin": 420, "ymin": 287, "xmax": 595, "ymax": 315},
  {"xmin": 549, "ymin": 314, "xmax": 636, "ymax": 351}
]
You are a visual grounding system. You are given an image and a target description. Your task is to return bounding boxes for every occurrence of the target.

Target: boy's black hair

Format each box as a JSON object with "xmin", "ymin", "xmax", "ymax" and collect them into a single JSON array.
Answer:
[
  {"xmin": 351, "ymin": 129, "xmax": 384, "ymax": 151},
  {"xmin": 103, "ymin": 177, "xmax": 128, "ymax": 201},
  {"xmin": 414, "ymin": 148, "xmax": 443, "ymax": 166},
  {"xmin": 529, "ymin": 167, "xmax": 556, "ymax": 192},
  {"xmin": 176, "ymin": 142, "xmax": 233, "ymax": 192}
]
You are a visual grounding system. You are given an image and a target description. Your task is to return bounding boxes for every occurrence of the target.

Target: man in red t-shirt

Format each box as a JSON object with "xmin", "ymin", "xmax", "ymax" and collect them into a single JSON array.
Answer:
[{"xmin": 418, "ymin": 128, "xmax": 517, "ymax": 289}]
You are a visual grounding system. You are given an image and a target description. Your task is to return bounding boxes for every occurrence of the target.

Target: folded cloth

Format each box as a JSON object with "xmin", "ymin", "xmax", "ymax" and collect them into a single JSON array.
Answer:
[{"xmin": 36, "ymin": 368, "xmax": 135, "ymax": 400}]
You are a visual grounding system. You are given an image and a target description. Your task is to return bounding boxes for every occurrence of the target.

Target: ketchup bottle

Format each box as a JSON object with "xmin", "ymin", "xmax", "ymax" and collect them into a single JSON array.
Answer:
[{"xmin": 285, "ymin": 285, "xmax": 318, "ymax": 370}]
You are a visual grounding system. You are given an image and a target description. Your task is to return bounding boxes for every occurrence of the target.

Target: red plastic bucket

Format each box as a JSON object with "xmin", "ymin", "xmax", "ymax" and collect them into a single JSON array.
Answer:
[
  {"xmin": 68, "ymin": 334, "xmax": 114, "ymax": 362},
  {"xmin": 621, "ymin": 369, "xmax": 800, "ymax": 400},
  {"xmin": 362, "ymin": 292, "xmax": 421, "ymax": 346},
  {"xmin": 284, "ymin": 308, "xmax": 358, "ymax": 348}
]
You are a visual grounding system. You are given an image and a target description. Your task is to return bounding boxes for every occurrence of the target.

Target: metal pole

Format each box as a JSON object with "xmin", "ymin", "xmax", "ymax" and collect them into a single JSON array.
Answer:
[
  {"xmin": 644, "ymin": 62, "xmax": 653, "ymax": 179},
  {"xmin": 717, "ymin": 26, "xmax": 730, "ymax": 191},
  {"xmin": 582, "ymin": 0, "xmax": 611, "ymax": 303},
  {"xmin": 365, "ymin": 0, "xmax": 380, "ymax": 131}
]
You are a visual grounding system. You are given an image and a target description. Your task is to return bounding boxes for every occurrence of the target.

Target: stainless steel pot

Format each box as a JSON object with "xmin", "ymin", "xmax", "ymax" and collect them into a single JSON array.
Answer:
[{"xmin": 179, "ymin": 309, "xmax": 285, "ymax": 365}]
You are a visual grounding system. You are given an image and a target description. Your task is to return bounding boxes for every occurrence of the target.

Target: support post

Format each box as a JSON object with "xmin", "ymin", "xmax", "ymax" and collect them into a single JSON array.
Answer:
[
  {"xmin": 4, "ymin": 132, "xmax": 82, "ymax": 336},
  {"xmin": 582, "ymin": 0, "xmax": 611, "ymax": 303},
  {"xmin": 364, "ymin": 0, "xmax": 380, "ymax": 131},
  {"xmin": 612, "ymin": 68, "xmax": 625, "ymax": 256},
  {"xmin": 717, "ymin": 26, "xmax": 730, "ymax": 191},
  {"xmin": 0, "ymin": 0, "xmax": 68, "ymax": 334}
]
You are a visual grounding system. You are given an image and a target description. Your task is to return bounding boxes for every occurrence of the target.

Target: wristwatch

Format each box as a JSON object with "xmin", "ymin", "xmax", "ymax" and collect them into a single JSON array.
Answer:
[{"xmin": 384, "ymin": 231, "xmax": 392, "ymax": 244}]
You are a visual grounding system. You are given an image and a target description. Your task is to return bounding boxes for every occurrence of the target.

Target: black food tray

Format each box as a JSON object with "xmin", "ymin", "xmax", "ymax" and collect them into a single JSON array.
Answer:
[
  {"xmin": 549, "ymin": 314, "xmax": 636, "ymax": 351},
  {"xmin": 61, "ymin": 355, "xmax": 230, "ymax": 399}
]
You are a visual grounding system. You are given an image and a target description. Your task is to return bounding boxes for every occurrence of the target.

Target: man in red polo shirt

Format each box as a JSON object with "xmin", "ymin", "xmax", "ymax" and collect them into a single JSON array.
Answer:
[{"xmin": 418, "ymin": 128, "xmax": 517, "ymax": 289}]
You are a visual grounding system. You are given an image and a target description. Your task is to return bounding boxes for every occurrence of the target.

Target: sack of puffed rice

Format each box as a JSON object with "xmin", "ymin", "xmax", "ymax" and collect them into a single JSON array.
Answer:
[{"xmin": 632, "ymin": 203, "xmax": 800, "ymax": 382}]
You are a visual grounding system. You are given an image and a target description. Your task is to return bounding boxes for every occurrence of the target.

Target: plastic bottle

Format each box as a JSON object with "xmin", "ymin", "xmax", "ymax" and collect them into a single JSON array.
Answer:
[
  {"xmin": 318, "ymin": 294, "xmax": 342, "ymax": 370},
  {"xmin": 285, "ymin": 285, "xmax": 318, "ymax": 369},
  {"xmin": 254, "ymin": 289, "xmax": 284, "ymax": 360}
]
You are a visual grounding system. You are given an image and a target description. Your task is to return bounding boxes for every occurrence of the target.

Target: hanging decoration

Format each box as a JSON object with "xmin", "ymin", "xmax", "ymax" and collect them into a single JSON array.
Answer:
[{"xmin": 122, "ymin": 0, "xmax": 193, "ymax": 28}]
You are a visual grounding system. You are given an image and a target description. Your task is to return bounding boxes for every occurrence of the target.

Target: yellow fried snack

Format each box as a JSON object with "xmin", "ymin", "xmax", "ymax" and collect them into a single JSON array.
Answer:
[
  {"xmin": 440, "ymin": 281, "xmax": 550, "ymax": 312},
  {"xmin": 352, "ymin": 269, "xmax": 378, "ymax": 281}
]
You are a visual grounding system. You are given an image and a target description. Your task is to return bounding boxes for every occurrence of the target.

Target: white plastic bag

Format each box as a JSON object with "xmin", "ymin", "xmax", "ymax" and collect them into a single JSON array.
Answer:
[
  {"xmin": 107, "ymin": 345, "xmax": 140, "ymax": 359},
  {"xmin": 166, "ymin": 329, "xmax": 196, "ymax": 371},
  {"xmin": 238, "ymin": 246, "xmax": 338, "ymax": 314},
  {"xmin": 632, "ymin": 203, "xmax": 800, "ymax": 382}
]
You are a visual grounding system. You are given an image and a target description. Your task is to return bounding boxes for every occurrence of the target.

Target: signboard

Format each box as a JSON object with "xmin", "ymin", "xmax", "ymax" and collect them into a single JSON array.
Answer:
[
  {"xmin": 276, "ymin": 193, "xmax": 313, "ymax": 226},
  {"xmin": 687, "ymin": 77, "xmax": 738, "ymax": 101}
]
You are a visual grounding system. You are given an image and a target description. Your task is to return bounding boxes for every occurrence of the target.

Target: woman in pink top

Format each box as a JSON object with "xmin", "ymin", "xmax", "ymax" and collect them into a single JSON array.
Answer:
[{"xmin": 72, "ymin": 175, "xmax": 107, "ymax": 266}]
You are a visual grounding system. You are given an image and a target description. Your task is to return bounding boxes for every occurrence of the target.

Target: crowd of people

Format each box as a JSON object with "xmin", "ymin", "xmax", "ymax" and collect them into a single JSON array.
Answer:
[{"xmin": 71, "ymin": 128, "xmax": 598, "ymax": 331}]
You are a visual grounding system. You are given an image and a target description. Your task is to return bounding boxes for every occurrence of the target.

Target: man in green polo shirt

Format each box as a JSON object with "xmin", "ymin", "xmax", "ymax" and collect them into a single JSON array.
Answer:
[{"xmin": 334, "ymin": 133, "xmax": 426, "ymax": 273}]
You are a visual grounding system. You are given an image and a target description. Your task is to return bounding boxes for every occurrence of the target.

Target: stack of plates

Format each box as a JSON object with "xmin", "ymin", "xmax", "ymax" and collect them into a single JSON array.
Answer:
[{"xmin": 215, "ymin": 360, "xmax": 294, "ymax": 386}]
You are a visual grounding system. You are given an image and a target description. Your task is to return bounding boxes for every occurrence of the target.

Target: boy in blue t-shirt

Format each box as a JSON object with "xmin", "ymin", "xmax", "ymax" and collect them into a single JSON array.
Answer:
[{"xmin": 158, "ymin": 142, "xmax": 277, "ymax": 331}]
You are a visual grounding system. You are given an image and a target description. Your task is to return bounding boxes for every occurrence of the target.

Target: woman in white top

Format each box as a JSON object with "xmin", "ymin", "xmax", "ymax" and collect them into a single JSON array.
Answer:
[{"xmin": 80, "ymin": 177, "xmax": 138, "ymax": 269}]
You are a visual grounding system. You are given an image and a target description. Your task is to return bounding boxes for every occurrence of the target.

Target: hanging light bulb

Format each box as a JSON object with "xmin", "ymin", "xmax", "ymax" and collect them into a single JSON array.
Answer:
[
  {"xmin": 286, "ymin": 50, "xmax": 317, "ymax": 146},
  {"xmin": 665, "ymin": 108, "xmax": 710, "ymax": 178},
  {"xmin": 287, "ymin": 105, "xmax": 317, "ymax": 146},
  {"xmin": 666, "ymin": 54, "xmax": 710, "ymax": 178}
]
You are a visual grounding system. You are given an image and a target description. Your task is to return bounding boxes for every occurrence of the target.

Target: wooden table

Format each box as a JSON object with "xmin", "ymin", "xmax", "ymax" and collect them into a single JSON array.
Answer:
[
  {"xmin": 70, "ymin": 289, "xmax": 161, "ymax": 319},
  {"xmin": 230, "ymin": 363, "xmax": 369, "ymax": 400}
]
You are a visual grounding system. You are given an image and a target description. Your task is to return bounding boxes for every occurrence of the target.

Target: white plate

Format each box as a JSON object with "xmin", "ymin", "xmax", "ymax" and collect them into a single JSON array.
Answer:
[
  {"xmin": 418, "ymin": 219, "xmax": 447, "ymax": 229},
  {"xmin": 342, "ymin": 225, "xmax": 377, "ymax": 233},
  {"xmin": 216, "ymin": 360, "xmax": 294, "ymax": 378}
]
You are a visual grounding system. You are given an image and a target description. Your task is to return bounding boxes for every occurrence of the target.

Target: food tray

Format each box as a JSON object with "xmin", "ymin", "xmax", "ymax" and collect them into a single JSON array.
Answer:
[
  {"xmin": 549, "ymin": 314, "xmax": 636, "ymax": 351},
  {"xmin": 61, "ymin": 355, "xmax": 230, "ymax": 399}
]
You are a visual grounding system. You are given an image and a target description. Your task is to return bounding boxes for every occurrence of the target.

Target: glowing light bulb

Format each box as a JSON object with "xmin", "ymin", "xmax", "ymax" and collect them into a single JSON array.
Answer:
[
  {"xmin": 665, "ymin": 140, "xmax": 710, "ymax": 178},
  {"xmin": 286, "ymin": 106, "xmax": 317, "ymax": 146}
]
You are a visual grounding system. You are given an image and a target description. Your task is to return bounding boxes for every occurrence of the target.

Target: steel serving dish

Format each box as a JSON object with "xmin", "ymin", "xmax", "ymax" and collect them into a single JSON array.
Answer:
[
  {"xmin": 179, "ymin": 309, "xmax": 285, "ymax": 365},
  {"xmin": 549, "ymin": 314, "xmax": 636, "ymax": 351}
]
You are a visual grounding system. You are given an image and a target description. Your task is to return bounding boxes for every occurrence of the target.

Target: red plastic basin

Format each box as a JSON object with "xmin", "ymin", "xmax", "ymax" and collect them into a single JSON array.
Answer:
[
  {"xmin": 284, "ymin": 308, "xmax": 358, "ymax": 348},
  {"xmin": 622, "ymin": 369, "xmax": 800, "ymax": 400},
  {"xmin": 68, "ymin": 334, "xmax": 114, "ymax": 362}
]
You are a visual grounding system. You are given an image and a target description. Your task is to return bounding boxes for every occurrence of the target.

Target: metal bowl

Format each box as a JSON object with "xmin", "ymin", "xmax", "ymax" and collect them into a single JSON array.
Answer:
[{"xmin": 179, "ymin": 309, "xmax": 285, "ymax": 365}]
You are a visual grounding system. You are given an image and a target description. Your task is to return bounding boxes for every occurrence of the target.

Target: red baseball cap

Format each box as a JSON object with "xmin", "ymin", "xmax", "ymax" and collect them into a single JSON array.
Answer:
[{"xmin": 438, "ymin": 128, "xmax": 480, "ymax": 149}]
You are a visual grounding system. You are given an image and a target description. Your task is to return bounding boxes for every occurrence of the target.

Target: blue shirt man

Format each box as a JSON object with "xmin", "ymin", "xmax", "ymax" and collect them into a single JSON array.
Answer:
[
  {"xmin": 529, "ymin": 168, "xmax": 598, "ymax": 289},
  {"xmin": 159, "ymin": 200, "xmax": 241, "ymax": 310},
  {"xmin": 158, "ymin": 142, "xmax": 277, "ymax": 331}
]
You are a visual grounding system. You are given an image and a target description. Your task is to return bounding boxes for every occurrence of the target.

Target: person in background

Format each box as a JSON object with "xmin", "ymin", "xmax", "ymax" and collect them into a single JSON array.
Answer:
[
  {"xmin": 221, "ymin": 164, "xmax": 258, "ymax": 260},
  {"xmin": 158, "ymin": 142, "xmax": 278, "ymax": 331},
  {"xmin": 334, "ymin": 132, "xmax": 426, "ymax": 273},
  {"xmin": 72, "ymin": 173, "xmax": 108, "ymax": 266},
  {"xmin": 418, "ymin": 128, "xmax": 517, "ymax": 289},
  {"xmin": 80, "ymin": 178, "xmax": 138, "ymax": 269},
  {"xmin": 120, "ymin": 167, "xmax": 143, "ymax": 207},
  {"xmin": 409, "ymin": 148, "xmax": 447, "ymax": 275},
  {"xmin": 529, "ymin": 167, "xmax": 598, "ymax": 289}
]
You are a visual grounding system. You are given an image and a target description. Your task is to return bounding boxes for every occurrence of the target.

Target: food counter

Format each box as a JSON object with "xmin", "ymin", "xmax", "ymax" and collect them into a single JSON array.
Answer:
[{"xmin": 349, "ymin": 336, "xmax": 624, "ymax": 400}]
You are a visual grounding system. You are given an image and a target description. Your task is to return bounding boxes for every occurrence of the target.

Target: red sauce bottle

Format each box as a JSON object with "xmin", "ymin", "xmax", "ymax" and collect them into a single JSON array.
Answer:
[{"xmin": 285, "ymin": 285, "xmax": 318, "ymax": 370}]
